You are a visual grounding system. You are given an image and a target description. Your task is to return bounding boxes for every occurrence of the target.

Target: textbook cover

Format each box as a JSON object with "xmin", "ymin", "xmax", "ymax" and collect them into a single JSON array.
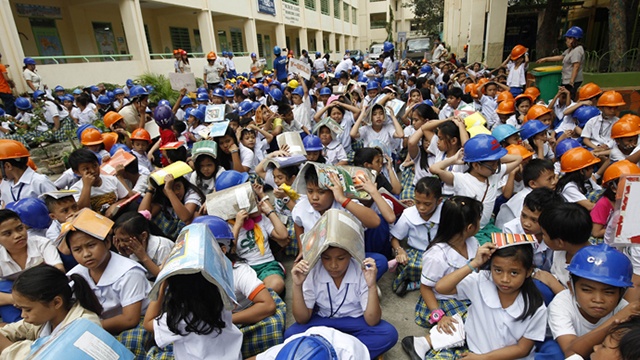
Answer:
[
  {"xmin": 491, "ymin": 233, "xmax": 537, "ymax": 248},
  {"xmin": 205, "ymin": 182, "xmax": 259, "ymax": 220},
  {"xmin": 263, "ymin": 155, "xmax": 307, "ymax": 169},
  {"xmin": 205, "ymin": 104, "xmax": 226, "ymax": 123},
  {"xmin": 149, "ymin": 161, "xmax": 192, "ymax": 187},
  {"xmin": 312, "ymin": 117, "xmax": 344, "ymax": 140},
  {"xmin": 610, "ymin": 175, "xmax": 640, "ymax": 246},
  {"xmin": 27, "ymin": 319, "xmax": 134, "ymax": 360},
  {"xmin": 276, "ymin": 132, "xmax": 307, "ymax": 156},
  {"xmin": 159, "ymin": 141, "xmax": 185, "ymax": 150},
  {"xmin": 55, "ymin": 208, "xmax": 114, "ymax": 246},
  {"xmin": 301, "ymin": 209, "xmax": 365, "ymax": 269},
  {"xmin": 150, "ymin": 224, "xmax": 237, "ymax": 310},
  {"xmin": 100, "ymin": 149, "xmax": 135, "ymax": 175},
  {"xmin": 40, "ymin": 190, "xmax": 78, "ymax": 200},
  {"xmin": 292, "ymin": 162, "xmax": 376, "ymax": 201}
]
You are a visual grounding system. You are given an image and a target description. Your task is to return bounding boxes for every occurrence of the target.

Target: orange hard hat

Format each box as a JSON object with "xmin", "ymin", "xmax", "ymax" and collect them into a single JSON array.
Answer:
[
  {"xmin": 0, "ymin": 140, "xmax": 30, "ymax": 160},
  {"xmin": 80, "ymin": 128, "xmax": 104, "ymax": 146},
  {"xmin": 524, "ymin": 87, "xmax": 540, "ymax": 100},
  {"xmin": 510, "ymin": 45, "xmax": 528, "ymax": 60},
  {"xmin": 477, "ymin": 78, "xmax": 489, "ymax": 87},
  {"xmin": 611, "ymin": 118, "xmax": 640, "ymax": 139},
  {"xmin": 578, "ymin": 83, "xmax": 603, "ymax": 101},
  {"xmin": 363, "ymin": 63, "xmax": 370, "ymax": 69},
  {"xmin": 130, "ymin": 128, "xmax": 151, "ymax": 142},
  {"xmin": 465, "ymin": 83, "xmax": 478, "ymax": 98},
  {"xmin": 103, "ymin": 111, "xmax": 124, "ymax": 129},
  {"xmin": 497, "ymin": 91, "xmax": 514, "ymax": 104},
  {"xmin": 101, "ymin": 132, "xmax": 118, "ymax": 152},
  {"xmin": 207, "ymin": 51, "xmax": 217, "ymax": 60},
  {"xmin": 620, "ymin": 114, "xmax": 640, "ymax": 128},
  {"xmin": 27, "ymin": 158, "xmax": 37, "ymax": 171},
  {"xmin": 514, "ymin": 94, "xmax": 534, "ymax": 104},
  {"xmin": 603, "ymin": 160, "xmax": 640, "ymax": 184},
  {"xmin": 597, "ymin": 91, "xmax": 626, "ymax": 107},
  {"xmin": 173, "ymin": 49, "xmax": 180, "ymax": 55},
  {"xmin": 560, "ymin": 147, "xmax": 601, "ymax": 173},
  {"xmin": 506, "ymin": 144, "xmax": 534, "ymax": 160},
  {"xmin": 526, "ymin": 104, "xmax": 552, "ymax": 121},
  {"xmin": 496, "ymin": 100, "xmax": 516, "ymax": 115}
]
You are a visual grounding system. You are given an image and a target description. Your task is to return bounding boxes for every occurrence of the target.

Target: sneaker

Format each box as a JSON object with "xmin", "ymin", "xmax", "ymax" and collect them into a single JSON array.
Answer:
[
  {"xmin": 387, "ymin": 259, "xmax": 398, "ymax": 272},
  {"xmin": 401, "ymin": 336, "xmax": 424, "ymax": 360},
  {"xmin": 394, "ymin": 279, "xmax": 408, "ymax": 297}
]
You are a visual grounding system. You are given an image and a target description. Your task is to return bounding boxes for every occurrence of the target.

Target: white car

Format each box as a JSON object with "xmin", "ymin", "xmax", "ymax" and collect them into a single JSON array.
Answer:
[{"xmin": 366, "ymin": 43, "xmax": 384, "ymax": 64}]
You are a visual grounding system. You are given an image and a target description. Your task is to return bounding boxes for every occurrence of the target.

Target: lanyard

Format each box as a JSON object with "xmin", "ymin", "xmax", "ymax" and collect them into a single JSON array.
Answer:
[
  {"xmin": 327, "ymin": 283, "xmax": 350, "ymax": 318},
  {"xmin": 425, "ymin": 222, "xmax": 433, "ymax": 243},
  {"xmin": 12, "ymin": 183, "xmax": 25, "ymax": 202}
]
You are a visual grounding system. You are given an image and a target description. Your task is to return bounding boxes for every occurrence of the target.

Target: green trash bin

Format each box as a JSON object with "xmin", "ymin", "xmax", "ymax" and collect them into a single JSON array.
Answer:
[{"xmin": 531, "ymin": 66, "xmax": 563, "ymax": 103}]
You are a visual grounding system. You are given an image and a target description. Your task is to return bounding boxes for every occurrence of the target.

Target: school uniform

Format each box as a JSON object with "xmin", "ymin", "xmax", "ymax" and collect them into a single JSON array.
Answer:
[
  {"xmin": 70, "ymin": 174, "xmax": 129, "ymax": 214},
  {"xmin": 457, "ymin": 271, "xmax": 547, "ymax": 359},
  {"xmin": 560, "ymin": 182, "xmax": 588, "ymax": 203},
  {"xmin": 123, "ymin": 173, "xmax": 149, "ymax": 196},
  {"xmin": 506, "ymin": 62, "xmax": 527, "ymax": 95},
  {"xmin": 428, "ymin": 135, "xmax": 468, "ymax": 195},
  {"xmin": 285, "ymin": 258, "xmax": 398, "ymax": 359},
  {"xmin": 239, "ymin": 144, "xmax": 259, "ymax": 171},
  {"xmin": 495, "ymin": 187, "xmax": 532, "ymax": 230},
  {"xmin": 581, "ymin": 114, "xmax": 617, "ymax": 148},
  {"xmin": 337, "ymin": 113, "xmax": 355, "ymax": 153},
  {"xmin": 0, "ymin": 167, "xmax": 57, "ymax": 207},
  {"xmin": 189, "ymin": 167, "xmax": 225, "ymax": 196},
  {"xmin": 452, "ymin": 165, "xmax": 507, "ymax": 229},
  {"xmin": 293, "ymin": 96, "xmax": 313, "ymax": 130},
  {"xmin": 358, "ymin": 124, "xmax": 397, "ymax": 152},
  {"xmin": 132, "ymin": 149, "xmax": 154, "ymax": 174},
  {"xmin": 188, "ymin": 124, "xmax": 208, "ymax": 143},
  {"xmin": 258, "ymin": 326, "xmax": 369, "ymax": 360},
  {"xmin": 323, "ymin": 139, "xmax": 348, "ymax": 165},
  {"xmin": 233, "ymin": 215, "xmax": 283, "ymax": 281},
  {"xmin": 127, "ymin": 235, "xmax": 173, "ymax": 280},
  {"xmin": 45, "ymin": 219, "xmax": 62, "ymax": 242},
  {"xmin": 550, "ymin": 250, "xmax": 571, "ymax": 289},
  {"xmin": 438, "ymin": 101, "xmax": 468, "ymax": 120}
]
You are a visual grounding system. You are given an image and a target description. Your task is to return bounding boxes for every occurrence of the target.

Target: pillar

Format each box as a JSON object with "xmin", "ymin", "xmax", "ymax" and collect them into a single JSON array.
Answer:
[
  {"xmin": 457, "ymin": 0, "xmax": 472, "ymax": 55},
  {"xmin": 244, "ymin": 19, "xmax": 259, "ymax": 55},
  {"xmin": 347, "ymin": 36, "xmax": 354, "ymax": 51},
  {"xmin": 275, "ymin": 24, "xmax": 286, "ymax": 48},
  {"xmin": 315, "ymin": 30, "xmax": 324, "ymax": 54},
  {"xmin": 298, "ymin": 28, "xmax": 309, "ymax": 53},
  {"xmin": 467, "ymin": 0, "xmax": 486, "ymax": 64},
  {"xmin": 484, "ymin": 0, "xmax": 508, "ymax": 68},
  {"xmin": 119, "ymin": 0, "xmax": 150, "ymax": 68},
  {"xmin": 198, "ymin": 10, "xmax": 217, "ymax": 53},
  {"xmin": 338, "ymin": 34, "xmax": 345, "ymax": 54},
  {"xmin": 328, "ymin": 32, "xmax": 336, "ymax": 54},
  {"xmin": 0, "ymin": 0, "xmax": 26, "ymax": 93}
]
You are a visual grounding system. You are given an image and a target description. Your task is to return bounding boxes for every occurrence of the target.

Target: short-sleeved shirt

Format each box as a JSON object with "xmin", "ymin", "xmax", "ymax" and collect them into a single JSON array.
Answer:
[
  {"xmin": 428, "ymin": 135, "xmax": 468, "ymax": 195},
  {"xmin": 204, "ymin": 61, "xmax": 224, "ymax": 84},
  {"xmin": 273, "ymin": 56, "xmax": 288, "ymax": 82},
  {"xmin": 323, "ymin": 139, "xmax": 347, "ymax": 165},
  {"xmin": 390, "ymin": 204, "xmax": 441, "ymax": 250},
  {"xmin": 0, "ymin": 235, "xmax": 62, "ymax": 277},
  {"xmin": 292, "ymin": 198, "xmax": 363, "ymax": 233},
  {"xmin": 22, "ymin": 69, "xmax": 41, "ymax": 91},
  {"xmin": 496, "ymin": 187, "xmax": 532, "ymax": 230},
  {"xmin": 67, "ymin": 252, "xmax": 150, "ymax": 319},
  {"xmin": 457, "ymin": 271, "xmax": 547, "ymax": 358},
  {"xmin": 0, "ymin": 64, "xmax": 11, "ymax": 94},
  {"xmin": 235, "ymin": 216, "xmax": 275, "ymax": 265},
  {"xmin": 591, "ymin": 197, "xmax": 614, "ymax": 226},
  {"xmin": 128, "ymin": 235, "xmax": 173, "ymax": 279},
  {"xmin": 411, "ymin": 149, "xmax": 435, "ymax": 185},
  {"xmin": 421, "ymin": 238, "xmax": 479, "ymax": 300},
  {"xmin": 70, "ymin": 175, "xmax": 129, "ymax": 213},
  {"xmin": 0, "ymin": 167, "xmax": 57, "ymax": 207},
  {"xmin": 550, "ymin": 250, "xmax": 570, "ymax": 289},
  {"xmin": 302, "ymin": 258, "xmax": 369, "ymax": 318},
  {"xmin": 452, "ymin": 165, "xmax": 507, "ymax": 228},
  {"xmin": 561, "ymin": 46, "xmax": 584, "ymax": 83},
  {"xmin": 358, "ymin": 124, "xmax": 397, "ymax": 150},
  {"xmin": 233, "ymin": 262, "xmax": 265, "ymax": 312},
  {"xmin": 480, "ymin": 95, "xmax": 499, "ymax": 129},
  {"xmin": 560, "ymin": 182, "xmax": 587, "ymax": 203},
  {"xmin": 581, "ymin": 114, "xmax": 616, "ymax": 148}
]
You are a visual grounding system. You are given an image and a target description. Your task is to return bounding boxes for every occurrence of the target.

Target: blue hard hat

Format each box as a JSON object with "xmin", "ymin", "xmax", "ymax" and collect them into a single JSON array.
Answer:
[
  {"xmin": 383, "ymin": 41, "xmax": 394, "ymax": 52},
  {"xmin": 15, "ymin": 97, "xmax": 32, "ymax": 111},
  {"xmin": 280, "ymin": 83, "xmax": 287, "ymax": 92},
  {"xmin": 158, "ymin": 99, "xmax": 171, "ymax": 108},
  {"xmin": 250, "ymin": 52, "xmax": 257, "ymax": 58},
  {"xmin": 564, "ymin": 26, "xmax": 584, "ymax": 39},
  {"xmin": 567, "ymin": 244, "xmax": 633, "ymax": 288},
  {"xmin": 251, "ymin": 102, "xmax": 261, "ymax": 111},
  {"xmin": 275, "ymin": 334, "xmax": 338, "ymax": 360},
  {"xmin": 126, "ymin": 79, "xmax": 134, "ymax": 87},
  {"xmin": 237, "ymin": 101, "xmax": 254, "ymax": 116},
  {"xmin": 366, "ymin": 81, "xmax": 379, "ymax": 91},
  {"xmin": 351, "ymin": 67, "xmax": 360, "ymax": 76},
  {"xmin": 179, "ymin": 96, "xmax": 193, "ymax": 107},
  {"xmin": 63, "ymin": 94, "xmax": 74, "ymax": 102},
  {"xmin": 109, "ymin": 143, "xmax": 131, "ymax": 157},
  {"xmin": 292, "ymin": 86, "xmax": 304, "ymax": 97},
  {"xmin": 23, "ymin": 57, "xmax": 36, "ymax": 65},
  {"xmin": 145, "ymin": 85, "xmax": 155, "ymax": 93},
  {"xmin": 72, "ymin": 88, "xmax": 83, "ymax": 95},
  {"xmin": 197, "ymin": 87, "xmax": 208, "ymax": 94},
  {"xmin": 114, "ymin": 88, "xmax": 125, "ymax": 95},
  {"xmin": 274, "ymin": 46, "xmax": 281, "ymax": 55},
  {"xmin": 555, "ymin": 138, "xmax": 582, "ymax": 158},
  {"xmin": 270, "ymin": 88, "xmax": 284, "ymax": 102},
  {"xmin": 303, "ymin": 134, "xmax": 323, "ymax": 152},
  {"xmin": 463, "ymin": 134, "xmax": 507, "ymax": 162},
  {"xmin": 32, "ymin": 90, "xmax": 45, "ymax": 101},
  {"xmin": 97, "ymin": 95, "xmax": 111, "ymax": 105},
  {"xmin": 271, "ymin": 80, "xmax": 281, "ymax": 88},
  {"xmin": 492, "ymin": 124, "xmax": 520, "ymax": 143},
  {"xmin": 376, "ymin": 61, "xmax": 383, "ymax": 68},
  {"xmin": 253, "ymin": 83, "xmax": 265, "ymax": 93},
  {"xmin": 422, "ymin": 99, "xmax": 434, "ymax": 106},
  {"xmin": 212, "ymin": 88, "xmax": 226, "ymax": 98},
  {"xmin": 191, "ymin": 108, "xmax": 205, "ymax": 122},
  {"xmin": 184, "ymin": 107, "xmax": 194, "ymax": 120},
  {"xmin": 316, "ymin": 51, "xmax": 321, "ymax": 57},
  {"xmin": 6, "ymin": 198, "xmax": 51, "ymax": 230},
  {"xmin": 420, "ymin": 65, "xmax": 432, "ymax": 74},
  {"xmin": 57, "ymin": 95, "xmax": 66, "ymax": 102},
  {"xmin": 129, "ymin": 85, "xmax": 148, "ymax": 98},
  {"xmin": 107, "ymin": 91, "xmax": 115, "ymax": 100},
  {"xmin": 197, "ymin": 92, "xmax": 209, "ymax": 102},
  {"xmin": 215, "ymin": 170, "xmax": 249, "ymax": 191},
  {"xmin": 381, "ymin": 79, "xmax": 393, "ymax": 89},
  {"xmin": 573, "ymin": 105, "xmax": 601, "ymax": 128},
  {"xmin": 153, "ymin": 105, "xmax": 175, "ymax": 128},
  {"xmin": 319, "ymin": 87, "xmax": 332, "ymax": 96},
  {"xmin": 247, "ymin": 87, "xmax": 255, "ymax": 94},
  {"xmin": 520, "ymin": 120, "xmax": 549, "ymax": 141},
  {"xmin": 191, "ymin": 216, "xmax": 235, "ymax": 245},
  {"xmin": 225, "ymin": 89, "xmax": 235, "ymax": 98},
  {"xmin": 54, "ymin": 85, "xmax": 65, "ymax": 92},
  {"xmin": 89, "ymin": 85, "xmax": 99, "ymax": 93}
]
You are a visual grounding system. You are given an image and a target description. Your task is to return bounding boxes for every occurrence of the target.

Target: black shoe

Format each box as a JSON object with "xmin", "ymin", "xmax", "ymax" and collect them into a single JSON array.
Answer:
[
  {"xmin": 394, "ymin": 279, "xmax": 408, "ymax": 297},
  {"xmin": 401, "ymin": 336, "xmax": 423, "ymax": 360}
]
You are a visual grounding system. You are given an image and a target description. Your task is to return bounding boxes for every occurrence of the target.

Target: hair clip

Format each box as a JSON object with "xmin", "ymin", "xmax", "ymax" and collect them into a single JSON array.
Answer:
[{"xmin": 460, "ymin": 201, "xmax": 466, "ymax": 206}]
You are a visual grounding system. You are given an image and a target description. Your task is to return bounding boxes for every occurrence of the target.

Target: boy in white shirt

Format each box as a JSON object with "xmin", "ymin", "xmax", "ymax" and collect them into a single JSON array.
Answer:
[
  {"xmin": 0, "ymin": 140, "xmax": 56, "ymax": 207},
  {"xmin": 438, "ymin": 87, "xmax": 467, "ymax": 120}
]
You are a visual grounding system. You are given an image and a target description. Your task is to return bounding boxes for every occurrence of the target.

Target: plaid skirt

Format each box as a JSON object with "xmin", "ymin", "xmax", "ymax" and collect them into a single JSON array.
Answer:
[
  {"xmin": 586, "ymin": 188, "xmax": 605, "ymax": 204},
  {"xmin": 284, "ymin": 217, "xmax": 299, "ymax": 257},
  {"xmin": 48, "ymin": 117, "xmax": 77, "ymax": 143},
  {"xmin": 400, "ymin": 167, "xmax": 416, "ymax": 200},
  {"xmin": 117, "ymin": 317, "xmax": 152, "ymax": 360},
  {"xmin": 239, "ymin": 290, "xmax": 287, "ymax": 358},
  {"xmin": 392, "ymin": 247, "xmax": 423, "ymax": 293},
  {"xmin": 152, "ymin": 211, "xmax": 185, "ymax": 240},
  {"xmin": 145, "ymin": 345, "xmax": 174, "ymax": 360},
  {"xmin": 415, "ymin": 298, "xmax": 471, "ymax": 359},
  {"xmin": 2, "ymin": 133, "xmax": 29, "ymax": 148}
]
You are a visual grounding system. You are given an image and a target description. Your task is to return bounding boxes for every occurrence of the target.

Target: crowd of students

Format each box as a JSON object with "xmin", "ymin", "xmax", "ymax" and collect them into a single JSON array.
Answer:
[{"xmin": 0, "ymin": 30, "xmax": 639, "ymax": 360}]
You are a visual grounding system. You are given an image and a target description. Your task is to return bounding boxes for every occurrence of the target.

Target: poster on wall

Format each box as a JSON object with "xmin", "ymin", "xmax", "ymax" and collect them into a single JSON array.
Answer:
[
  {"xmin": 93, "ymin": 26, "xmax": 117, "ymax": 56},
  {"xmin": 257, "ymin": 0, "xmax": 276, "ymax": 16},
  {"xmin": 32, "ymin": 25, "xmax": 65, "ymax": 64},
  {"xmin": 16, "ymin": 4, "xmax": 62, "ymax": 19}
]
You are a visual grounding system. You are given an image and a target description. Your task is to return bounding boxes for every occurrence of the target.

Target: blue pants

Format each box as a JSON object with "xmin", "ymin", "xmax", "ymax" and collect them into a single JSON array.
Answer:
[
  {"xmin": 285, "ymin": 315, "xmax": 398, "ymax": 359},
  {"xmin": 534, "ymin": 279, "xmax": 556, "ymax": 306},
  {"xmin": 510, "ymin": 87, "xmax": 524, "ymax": 97},
  {"xmin": 0, "ymin": 280, "xmax": 21, "ymax": 323},
  {"xmin": 535, "ymin": 338, "xmax": 564, "ymax": 360},
  {"xmin": 365, "ymin": 252, "xmax": 388, "ymax": 281},
  {"xmin": 364, "ymin": 214, "xmax": 392, "ymax": 259}
]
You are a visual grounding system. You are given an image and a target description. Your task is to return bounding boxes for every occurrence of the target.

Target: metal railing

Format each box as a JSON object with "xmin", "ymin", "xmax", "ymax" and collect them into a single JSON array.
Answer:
[
  {"xmin": 29, "ymin": 54, "xmax": 133, "ymax": 64},
  {"xmin": 584, "ymin": 48, "xmax": 640, "ymax": 73},
  {"xmin": 149, "ymin": 52, "xmax": 251, "ymax": 60}
]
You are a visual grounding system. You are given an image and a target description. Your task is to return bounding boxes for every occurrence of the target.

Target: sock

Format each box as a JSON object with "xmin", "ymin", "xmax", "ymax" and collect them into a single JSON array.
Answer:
[
  {"xmin": 407, "ymin": 281, "xmax": 420, "ymax": 291},
  {"xmin": 413, "ymin": 336, "xmax": 431, "ymax": 356}
]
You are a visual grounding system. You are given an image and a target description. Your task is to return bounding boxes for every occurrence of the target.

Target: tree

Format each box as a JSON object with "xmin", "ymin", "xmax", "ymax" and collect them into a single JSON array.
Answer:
[
  {"xmin": 386, "ymin": 5, "xmax": 394, "ymax": 42},
  {"xmin": 404, "ymin": 0, "xmax": 444, "ymax": 36},
  {"xmin": 609, "ymin": 0, "xmax": 627, "ymax": 72},
  {"xmin": 535, "ymin": 0, "xmax": 562, "ymax": 58}
]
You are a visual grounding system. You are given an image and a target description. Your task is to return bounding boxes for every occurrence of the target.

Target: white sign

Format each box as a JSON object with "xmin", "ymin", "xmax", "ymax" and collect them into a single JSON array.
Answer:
[
  {"xmin": 283, "ymin": 2, "xmax": 301, "ymax": 24},
  {"xmin": 288, "ymin": 58, "xmax": 311, "ymax": 80},
  {"xmin": 168, "ymin": 72, "xmax": 196, "ymax": 92},
  {"xmin": 398, "ymin": 32, "xmax": 407, "ymax": 43}
]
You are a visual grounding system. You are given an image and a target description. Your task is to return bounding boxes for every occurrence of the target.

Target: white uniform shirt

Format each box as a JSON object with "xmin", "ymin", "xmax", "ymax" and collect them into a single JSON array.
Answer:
[
  {"xmin": 421, "ymin": 238, "xmax": 479, "ymax": 300},
  {"xmin": 0, "ymin": 167, "xmax": 57, "ymax": 207},
  {"xmin": 0, "ymin": 235, "xmax": 62, "ymax": 276},
  {"xmin": 322, "ymin": 139, "xmax": 347, "ymax": 165},
  {"xmin": 581, "ymin": 115, "xmax": 616, "ymax": 148},
  {"xmin": 235, "ymin": 216, "xmax": 275, "ymax": 265},
  {"xmin": 22, "ymin": 69, "xmax": 42, "ymax": 91},
  {"xmin": 233, "ymin": 262, "xmax": 265, "ymax": 312},
  {"xmin": 496, "ymin": 187, "xmax": 532, "ymax": 230},
  {"xmin": 390, "ymin": 204, "xmax": 441, "ymax": 251},
  {"xmin": 550, "ymin": 250, "xmax": 571, "ymax": 289},
  {"xmin": 128, "ymin": 235, "xmax": 173, "ymax": 279},
  {"xmin": 71, "ymin": 174, "xmax": 129, "ymax": 203},
  {"xmin": 428, "ymin": 135, "xmax": 468, "ymax": 195},
  {"xmin": 560, "ymin": 182, "xmax": 587, "ymax": 203},
  {"xmin": 452, "ymin": 165, "xmax": 508, "ymax": 228}
]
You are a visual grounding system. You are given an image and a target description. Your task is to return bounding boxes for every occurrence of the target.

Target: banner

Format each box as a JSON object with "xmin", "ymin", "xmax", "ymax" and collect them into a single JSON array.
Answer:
[
  {"xmin": 168, "ymin": 72, "xmax": 197, "ymax": 92},
  {"xmin": 257, "ymin": 0, "xmax": 276, "ymax": 15},
  {"xmin": 288, "ymin": 58, "xmax": 311, "ymax": 80}
]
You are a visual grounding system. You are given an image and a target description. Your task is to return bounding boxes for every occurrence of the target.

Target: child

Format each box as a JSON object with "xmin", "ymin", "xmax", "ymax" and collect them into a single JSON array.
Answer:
[
  {"xmin": 492, "ymin": 124, "xmax": 522, "ymax": 148},
  {"xmin": 582, "ymin": 91, "xmax": 624, "ymax": 151},
  {"xmin": 502, "ymin": 45, "xmax": 529, "ymax": 96},
  {"xmin": 64, "ymin": 209, "xmax": 151, "ymax": 359},
  {"xmin": 290, "ymin": 78, "xmax": 313, "ymax": 130},
  {"xmin": 414, "ymin": 196, "xmax": 481, "ymax": 345},
  {"xmin": 477, "ymin": 81, "xmax": 510, "ymax": 129},
  {"xmin": 189, "ymin": 140, "xmax": 224, "ymax": 195},
  {"xmin": 129, "ymin": 128, "xmax": 154, "ymax": 174},
  {"xmin": 438, "ymin": 87, "xmax": 467, "ymax": 120},
  {"xmin": 215, "ymin": 127, "xmax": 253, "ymax": 173},
  {"xmin": 186, "ymin": 107, "xmax": 207, "ymax": 144},
  {"xmin": 610, "ymin": 115, "xmax": 640, "ymax": 162},
  {"xmin": 313, "ymin": 101, "xmax": 360, "ymax": 154},
  {"xmin": 80, "ymin": 127, "xmax": 111, "ymax": 163},
  {"xmin": 404, "ymin": 241, "xmax": 546, "ymax": 359},
  {"xmin": 301, "ymin": 134, "xmax": 326, "ymax": 163},
  {"xmin": 390, "ymin": 177, "xmax": 443, "ymax": 295},
  {"xmin": 42, "ymin": 191, "xmax": 79, "ymax": 242},
  {"xmin": 496, "ymin": 101, "xmax": 517, "ymax": 128},
  {"xmin": 289, "ymin": 243, "xmax": 398, "ymax": 359},
  {"xmin": 68, "ymin": 149, "xmax": 133, "ymax": 217},
  {"xmin": 115, "ymin": 157, "xmax": 148, "ymax": 196},
  {"xmin": 353, "ymin": 147, "xmax": 401, "ymax": 194},
  {"xmin": 0, "ymin": 264, "xmax": 102, "ymax": 359},
  {"xmin": 548, "ymin": 244, "xmax": 640, "ymax": 359},
  {"xmin": 587, "ymin": 315, "xmax": 640, "ymax": 360},
  {"xmin": 430, "ymin": 134, "xmax": 522, "ymax": 241},
  {"xmin": 539, "ymin": 202, "xmax": 592, "ymax": 289},
  {"xmin": 0, "ymin": 140, "xmax": 56, "ymax": 207},
  {"xmin": 350, "ymin": 102, "xmax": 404, "ymax": 154},
  {"xmin": 315, "ymin": 120, "xmax": 348, "ymax": 166},
  {"xmin": 557, "ymin": 147, "xmax": 601, "ymax": 210},
  {"xmin": 237, "ymin": 127, "xmax": 260, "ymax": 171},
  {"xmin": 112, "ymin": 211, "xmax": 173, "ymax": 279}
]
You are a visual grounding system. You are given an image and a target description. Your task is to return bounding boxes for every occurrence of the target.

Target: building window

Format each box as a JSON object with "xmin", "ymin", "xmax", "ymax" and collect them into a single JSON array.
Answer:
[
  {"xmin": 352, "ymin": 7, "xmax": 356, "ymax": 24},
  {"xmin": 305, "ymin": 0, "xmax": 316, "ymax": 10},
  {"xmin": 334, "ymin": 0, "xmax": 340, "ymax": 19},
  {"xmin": 369, "ymin": 13, "xmax": 386, "ymax": 29},
  {"xmin": 169, "ymin": 27, "xmax": 191, "ymax": 53},
  {"xmin": 217, "ymin": 31, "xmax": 229, "ymax": 52},
  {"xmin": 321, "ymin": 0, "xmax": 329, "ymax": 15},
  {"xmin": 335, "ymin": 37, "xmax": 340, "ymax": 53},
  {"xmin": 144, "ymin": 25, "xmax": 152, "ymax": 53},
  {"xmin": 310, "ymin": 38, "xmax": 317, "ymax": 52},
  {"xmin": 343, "ymin": 3, "xmax": 349, "ymax": 22},
  {"xmin": 410, "ymin": 20, "xmax": 421, "ymax": 32},
  {"xmin": 230, "ymin": 28, "xmax": 244, "ymax": 53},
  {"xmin": 283, "ymin": 0, "xmax": 299, "ymax": 4},
  {"xmin": 257, "ymin": 34, "xmax": 264, "ymax": 57},
  {"xmin": 264, "ymin": 35, "xmax": 271, "ymax": 58}
]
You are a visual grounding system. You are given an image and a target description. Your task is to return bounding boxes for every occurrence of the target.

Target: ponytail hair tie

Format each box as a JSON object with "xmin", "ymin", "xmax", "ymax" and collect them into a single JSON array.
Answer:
[
  {"xmin": 139, "ymin": 210, "xmax": 152, "ymax": 220},
  {"xmin": 67, "ymin": 276, "xmax": 75, "ymax": 289}
]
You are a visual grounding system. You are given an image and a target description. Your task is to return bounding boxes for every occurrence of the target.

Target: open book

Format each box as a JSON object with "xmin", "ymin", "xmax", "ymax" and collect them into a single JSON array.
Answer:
[
  {"xmin": 263, "ymin": 155, "xmax": 307, "ymax": 169},
  {"xmin": 100, "ymin": 149, "xmax": 135, "ymax": 175},
  {"xmin": 276, "ymin": 132, "xmax": 307, "ymax": 156},
  {"xmin": 149, "ymin": 161, "xmax": 192, "ymax": 187},
  {"xmin": 149, "ymin": 224, "xmax": 236, "ymax": 311},
  {"xmin": 56, "ymin": 208, "xmax": 114, "ymax": 246},
  {"xmin": 293, "ymin": 162, "xmax": 376, "ymax": 200},
  {"xmin": 205, "ymin": 182, "xmax": 259, "ymax": 220},
  {"xmin": 301, "ymin": 209, "xmax": 365, "ymax": 269}
]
